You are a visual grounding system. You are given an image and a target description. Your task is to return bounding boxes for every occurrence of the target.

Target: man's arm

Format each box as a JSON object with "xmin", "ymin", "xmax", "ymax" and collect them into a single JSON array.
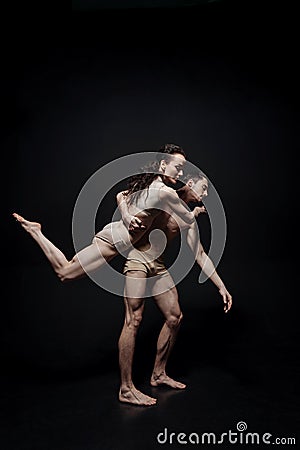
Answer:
[{"xmin": 186, "ymin": 223, "xmax": 233, "ymax": 313}]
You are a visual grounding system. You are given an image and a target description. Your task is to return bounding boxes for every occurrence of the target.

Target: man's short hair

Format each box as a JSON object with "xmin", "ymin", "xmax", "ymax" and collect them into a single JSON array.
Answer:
[{"xmin": 182, "ymin": 170, "xmax": 206, "ymax": 184}]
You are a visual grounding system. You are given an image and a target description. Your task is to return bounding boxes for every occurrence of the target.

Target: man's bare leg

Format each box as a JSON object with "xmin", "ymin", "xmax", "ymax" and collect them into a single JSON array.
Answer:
[
  {"xmin": 151, "ymin": 277, "xmax": 186, "ymax": 389},
  {"xmin": 118, "ymin": 271, "xmax": 157, "ymax": 406},
  {"xmin": 13, "ymin": 213, "xmax": 118, "ymax": 281}
]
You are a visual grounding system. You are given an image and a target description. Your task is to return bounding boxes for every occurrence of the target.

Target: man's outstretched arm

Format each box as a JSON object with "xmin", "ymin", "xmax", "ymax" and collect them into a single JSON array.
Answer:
[{"xmin": 186, "ymin": 223, "xmax": 233, "ymax": 313}]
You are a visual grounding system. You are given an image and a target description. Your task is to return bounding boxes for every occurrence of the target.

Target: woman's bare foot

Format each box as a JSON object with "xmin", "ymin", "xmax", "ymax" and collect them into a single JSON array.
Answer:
[
  {"xmin": 119, "ymin": 386, "xmax": 157, "ymax": 406},
  {"xmin": 150, "ymin": 372, "xmax": 186, "ymax": 389},
  {"xmin": 13, "ymin": 213, "xmax": 41, "ymax": 235}
]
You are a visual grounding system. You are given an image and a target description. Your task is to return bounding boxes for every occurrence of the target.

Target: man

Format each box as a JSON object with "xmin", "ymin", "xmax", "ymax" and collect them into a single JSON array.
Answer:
[{"xmin": 116, "ymin": 171, "xmax": 232, "ymax": 406}]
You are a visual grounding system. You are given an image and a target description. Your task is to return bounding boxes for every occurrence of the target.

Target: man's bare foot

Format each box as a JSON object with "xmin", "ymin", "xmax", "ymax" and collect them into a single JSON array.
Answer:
[
  {"xmin": 13, "ymin": 213, "xmax": 41, "ymax": 235},
  {"xmin": 150, "ymin": 373, "xmax": 186, "ymax": 389},
  {"xmin": 119, "ymin": 387, "xmax": 157, "ymax": 406}
]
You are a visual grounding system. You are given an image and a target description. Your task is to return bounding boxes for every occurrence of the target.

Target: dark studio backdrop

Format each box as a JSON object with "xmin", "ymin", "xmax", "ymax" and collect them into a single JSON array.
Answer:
[{"xmin": 1, "ymin": 1, "xmax": 299, "ymax": 449}]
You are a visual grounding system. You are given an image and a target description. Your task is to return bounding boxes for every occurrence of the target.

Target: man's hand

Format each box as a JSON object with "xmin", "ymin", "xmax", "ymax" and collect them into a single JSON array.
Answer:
[
  {"xmin": 128, "ymin": 216, "xmax": 146, "ymax": 233},
  {"xmin": 219, "ymin": 286, "xmax": 232, "ymax": 313},
  {"xmin": 192, "ymin": 206, "xmax": 207, "ymax": 218}
]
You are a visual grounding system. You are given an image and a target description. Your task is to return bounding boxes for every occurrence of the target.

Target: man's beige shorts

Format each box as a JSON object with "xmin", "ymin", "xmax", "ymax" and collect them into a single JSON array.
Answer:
[{"xmin": 123, "ymin": 247, "xmax": 168, "ymax": 277}]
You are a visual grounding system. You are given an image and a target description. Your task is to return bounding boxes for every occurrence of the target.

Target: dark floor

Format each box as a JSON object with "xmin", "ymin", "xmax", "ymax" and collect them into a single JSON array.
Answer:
[
  {"xmin": 1, "ymin": 364, "xmax": 298, "ymax": 450},
  {"xmin": 1, "ymin": 260, "xmax": 299, "ymax": 449}
]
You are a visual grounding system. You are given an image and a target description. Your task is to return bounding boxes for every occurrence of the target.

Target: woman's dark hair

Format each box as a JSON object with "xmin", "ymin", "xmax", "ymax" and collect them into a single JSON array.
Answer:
[{"xmin": 125, "ymin": 143, "xmax": 186, "ymax": 204}]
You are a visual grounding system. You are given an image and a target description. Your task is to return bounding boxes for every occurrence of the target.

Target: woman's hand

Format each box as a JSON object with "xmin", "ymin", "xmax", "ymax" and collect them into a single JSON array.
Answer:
[{"xmin": 128, "ymin": 216, "xmax": 146, "ymax": 233}]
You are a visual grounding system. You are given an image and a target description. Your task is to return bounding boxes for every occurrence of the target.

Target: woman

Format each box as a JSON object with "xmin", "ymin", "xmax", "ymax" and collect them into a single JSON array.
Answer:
[{"xmin": 13, "ymin": 144, "xmax": 202, "ymax": 282}]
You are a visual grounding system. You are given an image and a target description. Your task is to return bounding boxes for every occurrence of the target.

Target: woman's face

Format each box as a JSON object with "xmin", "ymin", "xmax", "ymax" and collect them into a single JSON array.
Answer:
[{"xmin": 161, "ymin": 153, "xmax": 186, "ymax": 185}]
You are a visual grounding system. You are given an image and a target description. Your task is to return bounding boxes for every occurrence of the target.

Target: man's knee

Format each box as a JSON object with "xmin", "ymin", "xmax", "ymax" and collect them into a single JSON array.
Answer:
[
  {"xmin": 126, "ymin": 310, "xmax": 143, "ymax": 329},
  {"xmin": 166, "ymin": 312, "xmax": 183, "ymax": 329},
  {"xmin": 132, "ymin": 311, "xmax": 143, "ymax": 328}
]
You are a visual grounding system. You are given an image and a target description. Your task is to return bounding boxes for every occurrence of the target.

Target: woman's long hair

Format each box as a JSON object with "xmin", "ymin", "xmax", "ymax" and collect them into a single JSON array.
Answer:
[{"xmin": 124, "ymin": 143, "xmax": 186, "ymax": 205}]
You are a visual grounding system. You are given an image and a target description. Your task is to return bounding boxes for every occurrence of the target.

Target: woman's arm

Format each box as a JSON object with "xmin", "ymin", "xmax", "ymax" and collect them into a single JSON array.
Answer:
[
  {"xmin": 116, "ymin": 191, "xmax": 145, "ymax": 232},
  {"xmin": 159, "ymin": 187, "xmax": 200, "ymax": 226}
]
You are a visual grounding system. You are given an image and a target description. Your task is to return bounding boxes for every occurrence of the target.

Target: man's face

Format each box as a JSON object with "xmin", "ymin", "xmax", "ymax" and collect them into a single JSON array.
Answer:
[
  {"xmin": 186, "ymin": 178, "xmax": 208, "ymax": 202},
  {"xmin": 161, "ymin": 153, "xmax": 186, "ymax": 185}
]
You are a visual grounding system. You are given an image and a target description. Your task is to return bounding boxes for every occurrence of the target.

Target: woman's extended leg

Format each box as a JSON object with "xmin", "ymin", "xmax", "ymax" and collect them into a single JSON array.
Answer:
[{"xmin": 13, "ymin": 213, "xmax": 118, "ymax": 282}]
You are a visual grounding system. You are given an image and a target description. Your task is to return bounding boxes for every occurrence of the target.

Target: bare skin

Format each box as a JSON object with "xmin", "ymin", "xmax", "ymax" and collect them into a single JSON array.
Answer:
[
  {"xmin": 12, "ymin": 213, "xmax": 118, "ymax": 281},
  {"xmin": 12, "ymin": 155, "xmax": 233, "ymax": 407},
  {"xmin": 12, "ymin": 155, "xmax": 202, "ymax": 283},
  {"xmin": 118, "ymin": 271, "xmax": 185, "ymax": 406},
  {"xmin": 118, "ymin": 272, "xmax": 157, "ymax": 406},
  {"xmin": 119, "ymin": 387, "xmax": 157, "ymax": 406},
  {"xmin": 150, "ymin": 282, "xmax": 185, "ymax": 389},
  {"xmin": 118, "ymin": 177, "xmax": 232, "ymax": 405},
  {"xmin": 13, "ymin": 213, "xmax": 187, "ymax": 406},
  {"xmin": 122, "ymin": 177, "xmax": 232, "ymax": 312}
]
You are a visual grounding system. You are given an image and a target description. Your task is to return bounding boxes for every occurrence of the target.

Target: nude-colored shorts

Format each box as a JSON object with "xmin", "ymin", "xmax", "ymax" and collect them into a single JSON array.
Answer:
[
  {"xmin": 94, "ymin": 222, "xmax": 131, "ymax": 253},
  {"xmin": 123, "ymin": 247, "xmax": 168, "ymax": 277}
]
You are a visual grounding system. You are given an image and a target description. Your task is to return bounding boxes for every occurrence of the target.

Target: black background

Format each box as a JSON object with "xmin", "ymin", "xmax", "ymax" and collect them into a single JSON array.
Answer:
[{"xmin": 1, "ymin": 1, "xmax": 299, "ymax": 449}]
